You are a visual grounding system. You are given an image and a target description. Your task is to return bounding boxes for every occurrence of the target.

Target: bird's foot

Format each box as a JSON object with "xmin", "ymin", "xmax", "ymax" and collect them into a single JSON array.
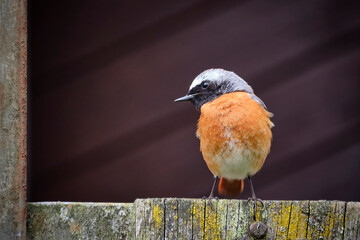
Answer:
[
  {"xmin": 247, "ymin": 197, "xmax": 264, "ymax": 206},
  {"xmin": 203, "ymin": 195, "xmax": 218, "ymax": 208},
  {"xmin": 247, "ymin": 197, "xmax": 264, "ymax": 221}
]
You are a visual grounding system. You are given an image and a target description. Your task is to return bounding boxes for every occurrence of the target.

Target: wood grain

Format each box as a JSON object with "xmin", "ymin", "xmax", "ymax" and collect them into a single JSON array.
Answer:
[{"xmin": 27, "ymin": 199, "xmax": 360, "ymax": 239}]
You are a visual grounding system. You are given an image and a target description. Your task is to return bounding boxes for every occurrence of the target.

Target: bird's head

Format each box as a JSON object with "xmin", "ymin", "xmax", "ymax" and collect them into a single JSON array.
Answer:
[{"xmin": 175, "ymin": 68, "xmax": 264, "ymax": 111}]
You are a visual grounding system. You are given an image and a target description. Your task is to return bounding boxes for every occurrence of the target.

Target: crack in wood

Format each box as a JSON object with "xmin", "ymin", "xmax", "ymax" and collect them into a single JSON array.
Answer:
[
  {"xmin": 305, "ymin": 200, "xmax": 310, "ymax": 239},
  {"xmin": 285, "ymin": 202, "xmax": 293, "ymax": 239}
]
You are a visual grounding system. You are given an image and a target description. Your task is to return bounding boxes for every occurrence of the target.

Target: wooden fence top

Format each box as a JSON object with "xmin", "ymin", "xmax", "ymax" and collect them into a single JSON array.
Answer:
[{"xmin": 27, "ymin": 199, "xmax": 360, "ymax": 239}]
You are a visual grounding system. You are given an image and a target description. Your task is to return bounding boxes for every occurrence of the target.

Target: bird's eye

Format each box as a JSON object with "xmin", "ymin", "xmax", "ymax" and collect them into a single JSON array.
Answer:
[{"xmin": 201, "ymin": 81, "xmax": 210, "ymax": 89}]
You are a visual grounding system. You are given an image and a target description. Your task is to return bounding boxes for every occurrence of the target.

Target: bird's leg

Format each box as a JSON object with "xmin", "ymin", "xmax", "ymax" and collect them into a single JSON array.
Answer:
[
  {"xmin": 209, "ymin": 176, "xmax": 218, "ymax": 199},
  {"xmin": 247, "ymin": 176, "xmax": 263, "ymax": 221},
  {"xmin": 204, "ymin": 176, "xmax": 219, "ymax": 208}
]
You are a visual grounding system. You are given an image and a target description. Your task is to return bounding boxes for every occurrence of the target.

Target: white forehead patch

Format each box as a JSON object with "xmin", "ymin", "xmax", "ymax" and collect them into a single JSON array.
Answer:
[{"xmin": 189, "ymin": 69, "xmax": 222, "ymax": 90}]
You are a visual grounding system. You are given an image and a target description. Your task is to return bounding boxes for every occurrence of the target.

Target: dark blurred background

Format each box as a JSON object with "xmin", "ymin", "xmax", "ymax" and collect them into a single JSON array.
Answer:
[{"xmin": 28, "ymin": 0, "xmax": 360, "ymax": 202}]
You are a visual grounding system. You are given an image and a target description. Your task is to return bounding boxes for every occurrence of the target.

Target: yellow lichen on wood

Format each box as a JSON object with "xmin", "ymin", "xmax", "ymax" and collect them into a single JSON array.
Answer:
[
  {"xmin": 278, "ymin": 202, "xmax": 292, "ymax": 239},
  {"xmin": 287, "ymin": 201, "xmax": 309, "ymax": 239},
  {"xmin": 323, "ymin": 205, "xmax": 335, "ymax": 238},
  {"xmin": 204, "ymin": 201, "xmax": 221, "ymax": 240},
  {"xmin": 307, "ymin": 201, "xmax": 346, "ymax": 239},
  {"xmin": 192, "ymin": 200, "xmax": 205, "ymax": 239},
  {"xmin": 254, "ymin": 202, "xmax": 262, "ymax": 222},
  {"xmin": 27, "ymin": 199, "xmax": 359, "ymax": 239},
  {"xmin": 265, "ymin": 201, "xmax": 292, "ymax": 239},
  {"xmin": 152, "ymin": 204, "xmax": 163, "ymax": 229},
  {"xmin": 164, "ymin": 198, "xmax": 178, "ymax": 240}
]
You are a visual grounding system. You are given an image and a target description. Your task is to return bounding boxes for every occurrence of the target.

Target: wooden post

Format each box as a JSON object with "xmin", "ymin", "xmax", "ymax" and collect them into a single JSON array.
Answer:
[
  {"xmin": 27, "ymin": 199, "xmax": 360, "ymax": 239},
  {"xmin": 0, "ymin": 0, "xmax": 27, "ymax": 239}
]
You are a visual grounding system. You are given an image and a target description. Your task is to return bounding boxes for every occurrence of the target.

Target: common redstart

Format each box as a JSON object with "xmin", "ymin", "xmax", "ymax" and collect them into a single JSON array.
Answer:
[{"xmin": 175, "ymin": 69, "xmax": 273, "ymax": 215}]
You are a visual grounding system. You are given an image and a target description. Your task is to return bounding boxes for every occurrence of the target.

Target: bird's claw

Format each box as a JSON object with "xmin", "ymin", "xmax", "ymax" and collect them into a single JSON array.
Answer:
[
  {"xmin": 247, "ymin": 197, "xmax": 264, "ymax": 206},
  {"xmin": 204, "ymin": 196, "xmax": 219, "ymax": 208}
]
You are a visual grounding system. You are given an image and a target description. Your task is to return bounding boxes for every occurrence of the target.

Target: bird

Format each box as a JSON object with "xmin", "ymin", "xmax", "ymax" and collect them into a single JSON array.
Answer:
[{"xmin": 175, "ymin": 69, "xmax": 274, "ymax": 217}]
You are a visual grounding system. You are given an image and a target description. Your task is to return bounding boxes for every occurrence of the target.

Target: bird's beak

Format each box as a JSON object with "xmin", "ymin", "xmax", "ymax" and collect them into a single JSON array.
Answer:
[{"xmin": 174, "ymin": 94, "xmax": 194, "ymax": 102}]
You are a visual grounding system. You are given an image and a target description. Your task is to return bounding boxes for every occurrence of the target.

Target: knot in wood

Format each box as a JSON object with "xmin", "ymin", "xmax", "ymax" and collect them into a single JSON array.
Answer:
[{"xmin": 249, "ymin": 221, "xmax": 267, "ymax": 239}]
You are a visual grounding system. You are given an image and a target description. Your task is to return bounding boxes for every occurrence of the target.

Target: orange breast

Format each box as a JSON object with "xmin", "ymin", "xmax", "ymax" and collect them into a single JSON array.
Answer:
[{"xmin": 197, "ymin": 92, "xmax": 273, "ymax": 179}]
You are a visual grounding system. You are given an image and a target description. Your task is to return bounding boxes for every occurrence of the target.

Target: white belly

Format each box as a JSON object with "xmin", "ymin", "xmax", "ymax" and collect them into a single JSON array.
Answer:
[{"xmin": 212, "ymin": 139, "xmax": 263, "ymax": 180}]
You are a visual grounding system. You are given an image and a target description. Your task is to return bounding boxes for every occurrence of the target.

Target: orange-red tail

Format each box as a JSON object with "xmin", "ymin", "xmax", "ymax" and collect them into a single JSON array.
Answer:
[{"xmin": 218, "ymin": 178, "xmax": 244, "ymax": 197}]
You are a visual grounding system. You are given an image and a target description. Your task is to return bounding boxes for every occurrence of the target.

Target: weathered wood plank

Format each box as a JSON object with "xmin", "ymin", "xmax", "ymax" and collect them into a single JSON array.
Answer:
[
  {"xmin": 216, "ymin": 199, "xmax": 228, "ymax": 240},
  {"xmin": 149, "ymin": 199, "xmax": 165, "ymax": 240},
  {"xmin": 237, "ymin": 200, "xmax": 253, "ymax": 239},
  {"xmin": 177, "ymin": 198, "xmax": 192, "ymax": 240},
  {"xmin": 203, "ymin": 199, "xmax": 219, "ymax": 240},
  {"xmin": 225, "ymin": 200, "xmax": 241, "ymax": 240},
  {"xmin": 164, "ymin": 198, "xmax": 178, "ymax": 239},
  {"xmin": 134, "ymin": 198, "xmax": 164, "ymax": 240},
  {"xmin": 0, "ymin": 0, "xmax": 27, "ymax": 239},
  {"xmin": 265, "ymin": 201, "xmax": 293, "ymax": 239},
  {"xmin": 134, "ymin": 198, "xmax": 146, "ymax": 239},
  {"xmin": 27, "ymin": 202, "xmax": 134, "ymax": 240},
  {"xmin": 27, "ymin": 199, "xmax": 360, "ymax": 239},
  {"xmin": 191, "ymin": 199, "xmax": 206, "ymax": 240},
  {"xmin": 344, "ymin": 202, "xmax": 360, "ymax": 239},
  {"xmin": 307, "ymin": 200, "xmax": 346, "ymax": 240},
  {"xmin": 287, "ymin": 201, "xmax": 310, "ymax": 240}
]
